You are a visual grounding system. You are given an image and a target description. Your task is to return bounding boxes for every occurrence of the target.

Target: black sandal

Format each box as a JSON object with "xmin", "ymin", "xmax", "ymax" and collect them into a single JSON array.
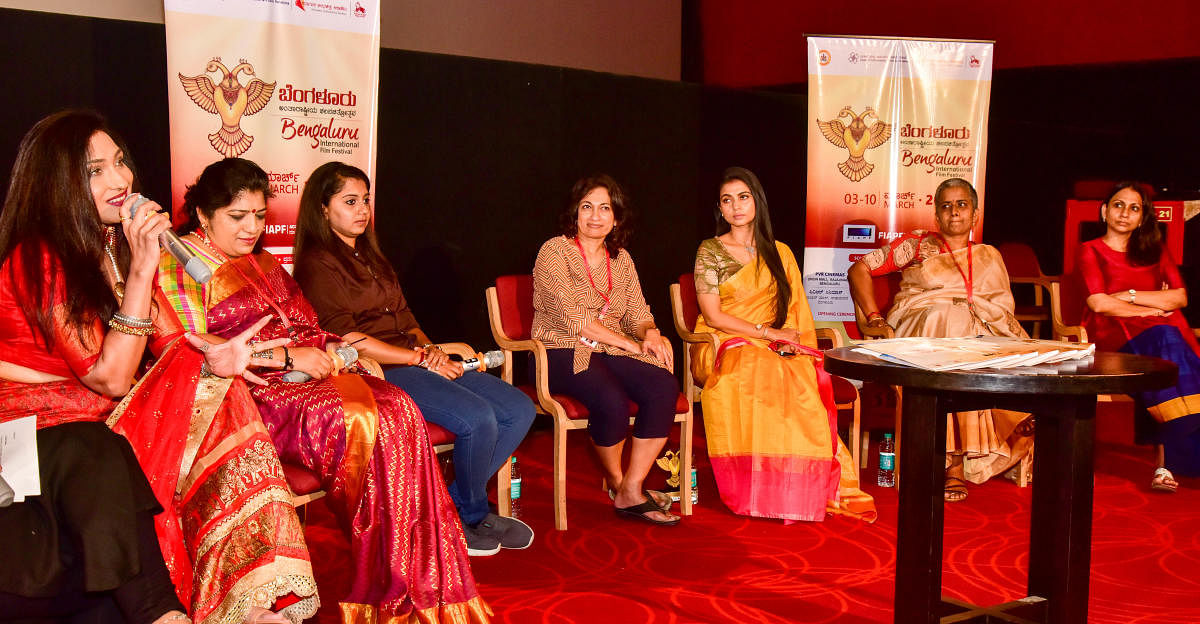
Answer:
[
  {"xmin": 615, "ymin": 498, "xmax": 681, "ymax": 526},
  {"xmin": 607, "ymin": 488, "xmax": 672, "ymax": 512}
]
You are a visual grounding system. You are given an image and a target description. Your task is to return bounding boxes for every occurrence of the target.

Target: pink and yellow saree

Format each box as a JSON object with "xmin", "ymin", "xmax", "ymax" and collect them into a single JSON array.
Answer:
[
  {"xmin": 159, "ymin": 235, "xmax": 490, "ymax": 624},
  {"xmin": 691, "ymin": 240, "xmax": 875, "ymax": 522}
]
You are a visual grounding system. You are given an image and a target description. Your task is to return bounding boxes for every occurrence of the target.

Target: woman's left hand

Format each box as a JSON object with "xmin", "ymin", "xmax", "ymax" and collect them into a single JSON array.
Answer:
[
  {"xmin": 641, "ymin": 330, "xmax": 673, "ymax": 370},
  {"xmin": 187, "ymin": 315, "xmax": 289, "ymax": 386}
]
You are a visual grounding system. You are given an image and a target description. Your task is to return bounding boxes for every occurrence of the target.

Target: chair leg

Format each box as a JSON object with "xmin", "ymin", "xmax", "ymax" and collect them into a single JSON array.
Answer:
[
  {"xmin": 679, "ymin": 410, "xmax": 694, "ymax": 516},
  {"xmin": 860, "ymin": 429, "xmax": 870, "ymax": 469},
  {"xmin": 893, "ymin": 385, "xmax": 903, "ymax": 487},
  {"xmin": 850, "ymin": 398, "xmax": 862, "ymax": 483},
  {"xmin": 496, "ymin": 455, "xmax": 513, "ymax": 517},
  {"xmin": 553, "ymin": 424, "xmax": 568, "ymax": 531}
]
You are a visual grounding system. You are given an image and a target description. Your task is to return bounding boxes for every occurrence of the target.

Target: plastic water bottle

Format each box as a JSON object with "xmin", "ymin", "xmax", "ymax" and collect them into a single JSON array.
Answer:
[
  {"xmin": 689, "ymin": 467, "xmax": 698, "ymax": 505},
  {"xmin": 877, "ymin": 433, "xmax": 896, "ymax": 488},
  {"xmin": 509, "ymin": 456, "xmax": 522, "ymax": 518}
]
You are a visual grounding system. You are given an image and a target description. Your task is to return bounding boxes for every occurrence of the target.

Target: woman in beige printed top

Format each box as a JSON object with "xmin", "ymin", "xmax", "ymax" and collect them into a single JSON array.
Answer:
[{"xmin": 531, "ymin": 174, "xmax": 680, "ymax": 526}]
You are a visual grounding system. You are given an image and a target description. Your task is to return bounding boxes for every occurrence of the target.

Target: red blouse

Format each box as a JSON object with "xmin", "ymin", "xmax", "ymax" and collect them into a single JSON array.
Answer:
[{"xmin": 1076, "ymin": 238, "xmax": 1199, "ymax": 356}]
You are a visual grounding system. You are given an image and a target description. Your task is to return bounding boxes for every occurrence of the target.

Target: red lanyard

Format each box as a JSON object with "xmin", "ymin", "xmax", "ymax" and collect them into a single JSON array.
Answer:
[
  {"xmin": 936, "ymin": 234, "xmax": 974, "ymax": 304},
  {"xmin": 573, "ymin": 236, "xmax": 612, "ymax": 309}
]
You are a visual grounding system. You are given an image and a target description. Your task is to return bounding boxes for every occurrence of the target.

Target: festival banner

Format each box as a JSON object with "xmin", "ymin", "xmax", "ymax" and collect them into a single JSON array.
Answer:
[
  {"xmin": 164, "ymin": 0, "xmax": 380, "ymax": 267},
  {"xmin": 804, "ymin": 36, "xmax": 993, "ymax": 322}
]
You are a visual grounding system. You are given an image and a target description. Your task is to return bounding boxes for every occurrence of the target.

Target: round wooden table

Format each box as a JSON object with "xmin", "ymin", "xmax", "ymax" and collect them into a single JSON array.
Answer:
[{"xmin": 824, "ymin": 348, "xmax": 1177, "ymax": 624}]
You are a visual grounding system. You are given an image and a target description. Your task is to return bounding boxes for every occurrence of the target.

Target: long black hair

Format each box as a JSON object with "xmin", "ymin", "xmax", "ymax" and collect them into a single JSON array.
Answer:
[
  {"xmin": 1102, "ymin": 181, "xmax": 1161, "ymax": 267},
  {"xmin": 715, "ymin": 167, "xmax": 790, "ymax": 328},
  {"xmin": 0, "ymin": 110, "xmax": 133, "ymax": 349},
  {"xmin": 294, "ymin": 161, "xmax": 394, "ymax": 281}
]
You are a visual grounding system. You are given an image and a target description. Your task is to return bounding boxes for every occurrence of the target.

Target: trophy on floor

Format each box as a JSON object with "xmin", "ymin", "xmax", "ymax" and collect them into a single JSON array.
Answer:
[{"xmin": 655, "ymin": 449, "xmax": 697, "ymax": 504}]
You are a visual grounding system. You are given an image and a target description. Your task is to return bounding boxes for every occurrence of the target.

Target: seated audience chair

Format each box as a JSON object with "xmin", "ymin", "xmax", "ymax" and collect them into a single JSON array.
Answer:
[
  {"xmin": 998, "ymin": 242, "xmax": 1058, "ymax": 339},
  {"xmin": 485, "ymin": 274, "xmax": 694, "ymax": 531},
  {"xmin": 850, "ymin": 273, "xmax": 904, "ymax": 474},
  {"xmin": 668, "ymin": 274, "xmax": 864, "ymax": 480}
]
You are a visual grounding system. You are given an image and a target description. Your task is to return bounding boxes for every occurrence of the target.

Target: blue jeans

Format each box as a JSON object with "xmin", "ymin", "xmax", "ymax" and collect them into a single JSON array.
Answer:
[{"xmin": 384, "ymin": 366, "xmax": 536, "ymax": 525}]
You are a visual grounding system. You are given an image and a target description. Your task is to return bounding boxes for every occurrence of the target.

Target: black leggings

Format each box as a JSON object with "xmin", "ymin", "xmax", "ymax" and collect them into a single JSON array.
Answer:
[{"xmin": 544, "ymin": 349, "xmax": 678, "ymax": 447}]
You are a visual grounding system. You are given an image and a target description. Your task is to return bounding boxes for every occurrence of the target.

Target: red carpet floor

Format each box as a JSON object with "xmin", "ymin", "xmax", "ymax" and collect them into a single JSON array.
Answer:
[{"xmin": 302, "ymin": 402, "xmax": 1200, "ymax": 623}]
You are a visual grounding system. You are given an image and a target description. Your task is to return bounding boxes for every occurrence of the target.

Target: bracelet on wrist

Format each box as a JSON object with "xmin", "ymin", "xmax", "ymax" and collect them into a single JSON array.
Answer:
[
  {"xmin": 112, "ymin": 311, "xmax": 153, "ymax": 328},
  {"xmin": 282, "ymin": 346, "xmax": 293, "ymax": 370},
  {"xmin": 866, "ymin": 311, "xmax": 884, "ymax": 321},
  {"xmin": 108, "ymin": 318, "xmax": 154, "ymax": 336}
]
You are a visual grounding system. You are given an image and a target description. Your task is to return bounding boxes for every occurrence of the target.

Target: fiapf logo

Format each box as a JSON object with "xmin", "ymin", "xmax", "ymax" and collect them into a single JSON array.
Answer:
[
  {"xmin": 816, "ymin": 106, "xmax": 891, "ymax": 182},
  {"xmin": 354, "ymin": 2, "xmax": 366, "ymax": 17},
  {"xmin": 818, "ymin": 49, "xmax": 831, "ymax": 66},
  {"xmin": 179, "ymin": 58, "xmax": 276, "ymax": 158}
]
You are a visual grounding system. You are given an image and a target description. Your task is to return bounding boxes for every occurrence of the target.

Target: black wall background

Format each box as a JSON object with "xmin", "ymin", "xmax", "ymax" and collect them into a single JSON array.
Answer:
[{"xmin": 3, "ymin": 8, "xmax": 1198, "ymax": 349}]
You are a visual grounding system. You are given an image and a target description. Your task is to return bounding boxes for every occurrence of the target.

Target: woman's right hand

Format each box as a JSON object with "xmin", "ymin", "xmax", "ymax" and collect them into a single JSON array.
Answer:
[
  {"xmin": 290, "ymin": 347, "xmax": 334, "ymax": 380},
  {"xmin": 119, "ymin": 195, "xmax": 171, "ymax": 280}
]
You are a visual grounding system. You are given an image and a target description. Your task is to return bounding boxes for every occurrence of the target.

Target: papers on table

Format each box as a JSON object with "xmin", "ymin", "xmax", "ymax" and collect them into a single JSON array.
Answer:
[
  {"xmin": 0, "ymin": 416, "xmax": 40, "ymax": 502},
  {"xmin": 851, "ymin": 337, "xmax": 1095, "ymax": 372}
]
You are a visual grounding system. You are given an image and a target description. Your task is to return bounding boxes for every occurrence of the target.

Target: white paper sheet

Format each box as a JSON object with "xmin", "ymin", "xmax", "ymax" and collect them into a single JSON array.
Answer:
[{"xmin": 0, "ymin": 416, "xmax": 40, "ymax": 502}]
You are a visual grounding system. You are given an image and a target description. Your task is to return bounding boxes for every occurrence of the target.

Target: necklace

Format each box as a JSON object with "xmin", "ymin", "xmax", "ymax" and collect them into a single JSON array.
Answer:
[
  {"xmin": 722, "ymin": 235, "xmax": 756, "ymax": 258},
  {"xmin": 104, "ymin": 226, "xmax": 125, "ymax": 299}
]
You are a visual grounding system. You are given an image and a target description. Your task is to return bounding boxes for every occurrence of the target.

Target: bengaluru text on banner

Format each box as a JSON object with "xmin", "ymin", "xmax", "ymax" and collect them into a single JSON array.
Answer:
[
  {"xmin": 164, "ymin": 0, "xmax": 380, "ymax": 267},
  {"xmin": 804, "ymin": 36, "xmax": 992, "ymax": 322}
]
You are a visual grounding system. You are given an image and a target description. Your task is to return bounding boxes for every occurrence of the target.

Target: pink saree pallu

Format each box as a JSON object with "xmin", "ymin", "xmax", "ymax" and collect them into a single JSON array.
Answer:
[{"xmin": 160, "ymin": 238, "xmax": 491, "ymax": 624}]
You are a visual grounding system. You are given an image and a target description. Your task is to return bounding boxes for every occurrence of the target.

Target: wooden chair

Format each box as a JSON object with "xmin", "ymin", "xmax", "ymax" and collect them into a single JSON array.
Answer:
[
  {"xmin": 668, "ymin": 274, "xmax": 864, "ymax": 480},
  {"xmin": 999, "ymin": 242, "xmax": 1058, "ymax": 339},
  {"xmin": 485, "ymin": 274, "xmax": 694, "ymax": 530},
  {"xmin": 283, "ymin": 351, "xmax": 515, "ymax": 521}
]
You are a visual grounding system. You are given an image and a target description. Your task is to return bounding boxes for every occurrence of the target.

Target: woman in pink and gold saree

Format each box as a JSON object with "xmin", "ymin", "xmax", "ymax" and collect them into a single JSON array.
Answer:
[
  {"xmin": 848, "ymin": 178, "xmax": 1034, "ymax": 502},
  {"xmin": 691, "ymin": 167, "xmax": 875, "ymax": 523},
  {"xmin": 158, "ymin": 158, "xmax": 491, "ymax": 624}
]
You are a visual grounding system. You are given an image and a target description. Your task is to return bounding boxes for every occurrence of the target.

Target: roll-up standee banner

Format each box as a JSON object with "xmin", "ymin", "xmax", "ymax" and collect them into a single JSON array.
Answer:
[
  {"xmin": 164, "ymin": 0, "xmax": 380, "ymax": 269},
  {"xmin": 804, "ymin": 36, "xmax": 993, "ymax": 322}
]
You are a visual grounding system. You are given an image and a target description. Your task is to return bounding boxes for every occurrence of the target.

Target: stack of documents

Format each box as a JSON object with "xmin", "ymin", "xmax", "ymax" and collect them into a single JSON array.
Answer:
[{"xmin": 852, "ymin": 337, "xmax": 1095, "ymax": 371}]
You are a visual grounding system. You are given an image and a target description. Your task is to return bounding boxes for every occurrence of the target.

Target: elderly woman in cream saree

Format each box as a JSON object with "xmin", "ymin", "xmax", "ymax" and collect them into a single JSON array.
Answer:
[
  {"xmin": 848, "ymin": 178, "xmax": 1034, "ymax": 502},
  {"xmin": 691, "ymin": 167, "xmax": 874, "ymax": 523}
]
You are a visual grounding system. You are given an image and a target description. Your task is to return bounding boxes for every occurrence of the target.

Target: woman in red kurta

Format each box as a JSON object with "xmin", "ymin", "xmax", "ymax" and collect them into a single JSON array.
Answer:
[{"xmin": 1075, "ymin": 181, "xmax": 1200, "ymax": 493}]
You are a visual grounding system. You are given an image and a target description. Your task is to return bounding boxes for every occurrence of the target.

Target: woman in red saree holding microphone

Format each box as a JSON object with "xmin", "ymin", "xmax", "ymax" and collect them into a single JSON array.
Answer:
[
  {"xmin": 690, "ymin": 167, "xmax": 874, "ymax": 522},
  {"xmin": 0, "ymin": 110, "xmax": 315, "ymax": 624},
  {"xmin": 157, "ymin": 158, "xmax": 490, "ymax": 624}
]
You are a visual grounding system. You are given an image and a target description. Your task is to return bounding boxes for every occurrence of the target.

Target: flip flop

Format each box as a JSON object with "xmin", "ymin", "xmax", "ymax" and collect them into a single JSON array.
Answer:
[
  {"xmin": 944, "ymin": 476, "xmax": 968, "ymax": 502},
  {"xmin": 615, "ymin": 497, "xmax": 680, "ymax": 526},
  {"xmin": 1151, "ymin": 467, "xmax": 1178, "ymax": 493},
  {"xmin": 608, "ymin": 488, "xmax": 672, "ymax": 512}
]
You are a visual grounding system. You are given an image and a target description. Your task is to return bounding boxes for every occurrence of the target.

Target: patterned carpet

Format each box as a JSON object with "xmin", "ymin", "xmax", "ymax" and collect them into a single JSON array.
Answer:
[{"xmin": 303, "ymin": 402, "xmax": 1200, "ymax": 623}]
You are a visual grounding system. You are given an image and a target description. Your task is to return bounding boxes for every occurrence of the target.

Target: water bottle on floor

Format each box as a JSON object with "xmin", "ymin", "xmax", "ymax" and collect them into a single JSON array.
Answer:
[
  {"xmin": 877, "ymin": 433, "xmax": 895, "ymax": 487},
  {"xmin": 509, "ymin": 456, "xmax": 522, "ymax": 518}
]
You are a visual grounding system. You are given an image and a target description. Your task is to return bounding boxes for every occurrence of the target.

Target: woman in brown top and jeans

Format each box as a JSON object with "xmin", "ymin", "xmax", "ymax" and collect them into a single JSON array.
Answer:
[
  {"xmin": 532, "ymin": 175, "xmax": 679, "ymax": 526},
  {"xmin": 293, "ymin": 162, "xmax": 535, "ymax": 556}
]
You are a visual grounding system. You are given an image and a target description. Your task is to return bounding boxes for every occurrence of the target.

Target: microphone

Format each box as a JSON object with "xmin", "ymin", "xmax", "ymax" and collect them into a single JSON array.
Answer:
[
  {"xmin": 282, "ymin": 344, "xmax": 359, "ymax": 383},
  {"xmin": 129, "ymin": 195, "xmax": 212, "ymax": 284},
  {"xmin": 461, "ymin": 350, "xmax": 504, "ymax": 373}
]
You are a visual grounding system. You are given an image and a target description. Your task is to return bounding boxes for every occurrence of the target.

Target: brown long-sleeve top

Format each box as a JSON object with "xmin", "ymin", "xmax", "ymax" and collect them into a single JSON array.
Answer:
[
  {"xmin": 293, "ymin": 245, "xmax": 424, "ymax": 349},
  {"xmin": 531, "ymin": 235, "xmax": 665, "ymax": 373}
]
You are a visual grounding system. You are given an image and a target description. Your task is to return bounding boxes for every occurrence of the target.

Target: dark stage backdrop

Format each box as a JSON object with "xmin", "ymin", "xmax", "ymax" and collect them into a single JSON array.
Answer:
[{"xmin": 3, "ymin": 8, "xmax": 1198, "ymax": 349}]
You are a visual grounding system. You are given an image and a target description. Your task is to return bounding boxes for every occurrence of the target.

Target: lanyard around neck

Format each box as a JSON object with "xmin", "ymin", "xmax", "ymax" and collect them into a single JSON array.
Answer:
[
  {"xmin": 936, "ymin": 234, "xmax": 974, "ymax": 304},
  {"xmin": 573, "ymin": 236, "xmax": 612, "ymax": 306}
]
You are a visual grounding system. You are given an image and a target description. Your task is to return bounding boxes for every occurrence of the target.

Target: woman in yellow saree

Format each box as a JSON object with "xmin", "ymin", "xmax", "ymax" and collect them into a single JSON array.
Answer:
[{"xmin": 691, "ymin": 167, "xmax": 875, "ymax": 523}]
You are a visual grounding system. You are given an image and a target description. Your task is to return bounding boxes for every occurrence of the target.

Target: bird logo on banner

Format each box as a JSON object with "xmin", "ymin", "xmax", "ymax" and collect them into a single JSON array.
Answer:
[
  {"xmin": 817, "ymin": 106, "xmax": 891, "ymax": 182},
  {"xmin": 179, "ymin": 58, "xmax": 276, "ymax": 158}
]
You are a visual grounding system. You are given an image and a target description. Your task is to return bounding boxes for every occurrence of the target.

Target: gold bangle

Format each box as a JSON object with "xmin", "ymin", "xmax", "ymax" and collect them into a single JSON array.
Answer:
[{"xmin": 108, "ymin": 318, "xmax": 154, "ymax": 336}]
